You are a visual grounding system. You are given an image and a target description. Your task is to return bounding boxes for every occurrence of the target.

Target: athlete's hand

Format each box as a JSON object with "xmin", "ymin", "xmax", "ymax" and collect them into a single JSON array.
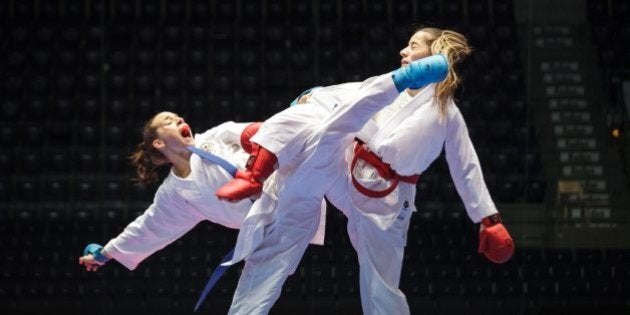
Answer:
[
  {"xmin": 78, "ymin": 254, "xmax": 105, "ymax": 272},
  {"xmin": 478, "ymin": 221, "xmax": 514, "ymax": 264}
]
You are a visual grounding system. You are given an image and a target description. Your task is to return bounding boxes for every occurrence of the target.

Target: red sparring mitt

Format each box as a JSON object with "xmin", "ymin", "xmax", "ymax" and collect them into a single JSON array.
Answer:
[
  {"xmin": 478, "ymin": 214, "xmax": 514, "ymax": 263},
  {"xmin": 216, "ymin": 143, "xmax": 277, "ymax": 202},
  {"xmin": 240, "ymin": 122, "xmax": 262, "ymax": 154}
]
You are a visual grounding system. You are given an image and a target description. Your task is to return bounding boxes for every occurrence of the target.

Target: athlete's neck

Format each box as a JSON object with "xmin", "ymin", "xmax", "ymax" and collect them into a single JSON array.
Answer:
[
  {"xmin": 406, "ymin": 88, "xmax": 420, "ymax": 97},
  {"xmin": 165, "ymin": 149, "xmax": 192, "ymax": 178}
]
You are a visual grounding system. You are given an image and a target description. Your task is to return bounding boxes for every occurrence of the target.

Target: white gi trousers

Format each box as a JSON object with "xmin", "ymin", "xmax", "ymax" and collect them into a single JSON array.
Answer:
[
  {"xmin": 327, "ymin": 178, "xmax": 414, "ymax": 315},
  {"xmin": 228, "ymin": 74, "xmax": 402, "ymax": 314}
]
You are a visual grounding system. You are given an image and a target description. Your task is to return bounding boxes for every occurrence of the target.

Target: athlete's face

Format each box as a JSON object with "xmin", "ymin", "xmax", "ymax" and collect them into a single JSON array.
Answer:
[
  {"xmin": 151, "ymin": 111, "xmax": 195, "ymax": 150},
  {"xmin": 399, "ymin": 31, "xmax": 433, "ymax": 66}
]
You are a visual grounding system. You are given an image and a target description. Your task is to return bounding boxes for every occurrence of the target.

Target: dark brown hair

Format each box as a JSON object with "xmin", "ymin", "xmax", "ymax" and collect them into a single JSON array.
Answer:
[{"xmin": 129, "ymin": 115, "xmax": 169, "ymax": 184}]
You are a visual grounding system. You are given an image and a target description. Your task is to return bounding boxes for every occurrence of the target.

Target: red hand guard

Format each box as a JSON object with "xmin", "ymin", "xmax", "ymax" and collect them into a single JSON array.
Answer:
[
  {"xmin": 240, "ymin": 122, "xmax": 262, "ymax": 154},
  {"xmin": 478, "ymin": 221, "xmax": 514, "ymax": 264},
  {"xmin": 215, "ymin": 145, "xmax": 277, "ymax": 202}
]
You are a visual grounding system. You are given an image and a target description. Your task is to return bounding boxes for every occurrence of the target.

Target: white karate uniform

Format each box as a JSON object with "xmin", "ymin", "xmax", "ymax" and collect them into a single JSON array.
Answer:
[
  {"xmin": 326, "ymin": 85, "xmax": 498, "ymax": 314},
  {"xmin": 101, "ymin": 121, "xmax": 326, "ymax": 270},
  {"xmin": 227, "ymin": 74, "xmax": 401, "ymax": 314},
  {"xmin": 228, "ymin": 75, "xmax": 498, "ymax": 314}
]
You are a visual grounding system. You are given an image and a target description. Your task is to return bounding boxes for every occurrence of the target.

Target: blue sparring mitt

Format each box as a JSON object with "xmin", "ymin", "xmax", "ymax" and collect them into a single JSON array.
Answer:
[
  {"xmin": 391, "ymin": 54, "xmax": 448, "ymax": 92},
  {"xmin": 83, "ymin": 243, "xmax": 111, "ymax": 265}
]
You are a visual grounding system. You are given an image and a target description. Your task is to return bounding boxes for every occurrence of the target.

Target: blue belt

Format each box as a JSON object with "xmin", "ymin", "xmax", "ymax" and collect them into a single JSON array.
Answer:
[
  {"xmin": 193, "ymin": 248, "xmax": 235, "ymax": 312},
  {"xmin": 186, "ymin": 146, "xmax": 239, "ymax": 312},
  {"xmin": 187, "ymin": 145, "xmax": 238, "ymax": 177}
]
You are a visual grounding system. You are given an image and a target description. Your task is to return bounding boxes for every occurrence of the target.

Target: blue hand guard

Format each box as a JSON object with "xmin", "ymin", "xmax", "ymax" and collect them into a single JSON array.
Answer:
[
  {"xmin": 290, "ymin": 87, "xmax": 321, "ymax": 106},
  {"xmin": 391, "ymin": 54, "xmax": 448, "ymax": 92},
  {"xmin": 83, "ymin": 243, "xmax": 110, "ymax": 264}
]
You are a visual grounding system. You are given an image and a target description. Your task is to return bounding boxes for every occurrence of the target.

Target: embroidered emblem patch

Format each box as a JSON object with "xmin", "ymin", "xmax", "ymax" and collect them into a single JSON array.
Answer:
[{"xmin": 200, "ymin": 142, "xmax": 215, "ymax": 153}]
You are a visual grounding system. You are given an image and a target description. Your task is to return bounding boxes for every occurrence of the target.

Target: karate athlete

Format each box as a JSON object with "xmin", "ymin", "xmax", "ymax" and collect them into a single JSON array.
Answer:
[
  {"xmin": 218, "ymin": 28, "xmax": 514, "ymax": 315},
  {"xmin": 77, "ymin": 111, "xmax": 326, "ymax": 271}
]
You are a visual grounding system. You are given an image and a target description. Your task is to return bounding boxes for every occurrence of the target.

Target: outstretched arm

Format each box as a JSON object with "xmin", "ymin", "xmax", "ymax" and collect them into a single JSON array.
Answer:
[
  {"xmin": 78, "ymin": 244, "xmax": 112, "ymax": 272},
  {"xmin": 445, "ymin": 109, "xmax": 514, "ymax": 263},
  {"xmin": 78, "ymin": 189, "xmax": 204, "ymax": 271}
]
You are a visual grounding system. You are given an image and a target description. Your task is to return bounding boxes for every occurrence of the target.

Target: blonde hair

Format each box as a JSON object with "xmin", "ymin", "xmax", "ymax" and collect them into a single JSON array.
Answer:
[
  {"xmin": 129, "ymin": 115, "xmax": 169, "ymax": 184},
  {"xmin": 417, "ymin": 27, "xmax": 472, "ymax": 119}
]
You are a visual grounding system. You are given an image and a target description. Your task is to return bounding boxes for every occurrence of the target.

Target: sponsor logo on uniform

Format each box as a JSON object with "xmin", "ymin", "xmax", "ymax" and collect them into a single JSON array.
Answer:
[{"xmin": 200, "ymin": 142, "xmax": 215, "ymax": 153}]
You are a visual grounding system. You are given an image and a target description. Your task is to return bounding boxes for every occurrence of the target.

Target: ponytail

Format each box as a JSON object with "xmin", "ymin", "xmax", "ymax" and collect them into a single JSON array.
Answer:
[
  {"xmin": 417, "ymin": 27, "xmax": 472, "ymax": 120},
  {"xmin": 129, "ymin": 116, "xmax": 169, "ymax": 184}
]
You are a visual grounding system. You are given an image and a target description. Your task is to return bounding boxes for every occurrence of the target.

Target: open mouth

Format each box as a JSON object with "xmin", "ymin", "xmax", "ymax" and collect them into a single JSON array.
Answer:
[{"xmin": 180, "ymin": 124, "xmax": 192, "ymax": 138}]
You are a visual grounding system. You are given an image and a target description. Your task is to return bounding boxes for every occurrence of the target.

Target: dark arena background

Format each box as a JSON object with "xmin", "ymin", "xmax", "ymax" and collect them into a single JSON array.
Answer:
[{"xmin": 1, "ymin": 0, "xmax": 630, "ymax": 314}]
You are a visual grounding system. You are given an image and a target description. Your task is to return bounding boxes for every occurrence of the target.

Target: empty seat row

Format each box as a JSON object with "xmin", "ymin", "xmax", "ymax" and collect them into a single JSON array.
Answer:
[{"xmin": 0, "ymin": 0, "xmax": 517, "ymax": 24}]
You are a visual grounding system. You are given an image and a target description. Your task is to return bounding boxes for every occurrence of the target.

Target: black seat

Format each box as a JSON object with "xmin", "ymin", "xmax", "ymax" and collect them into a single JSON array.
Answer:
[
  {"xmin": 105, "ymin": 124, "xmax": 128, "ymax": 147},
  {"xmin": 15, "ymin": 97, "xmax": 41, "ymax": 122},
  {"xmin": 611, "ymin": 0, "xmax": 630, "ymax": 23},
  {"xmin": 551, "ymin": 264, "xmax": 582, "ymax": 280},
  {"xmin": 18, "ymin": 150, "xmax": 41, "ymax": 174},
  {"xmin": 187, "ymin": 49, "xmax": 207, "ymax": 69},
  {"xmin": 319, "ymin": 0, "xmax": 338, "ymax": 22},
  {"xmin": 73, "ymin": 178, "xmax": 99, "ymax": 201},
  {"xmin": 81, "ymin": 71, "xmax": 100, "ymax": 92},
  {"xmin": 417, "ymin": 0, "xmax": 440, "ymax": 21},
  {"xmin": 29, "ymin": 74, "xmax": 49, "ymax": 96},
  {"xmin": 463, "ymin": 281, "xmax": 493, "ymax": 297},
  {"xmin": 46, "ymin": 122, "xmax": 74, "ymax": 147},
  {"xmin": 493, "ymin": 0, "xmax": 515, "ymax": 23},
  {"xmin": 64, "ymin": 0, "xmax": 86, "ymax": 20},
  {"xmin": 443, "ymin": 0, "xmax": 463, "ymax": 20},
  {"xmin": 239, "ymin": 25, "xmax": 261, "ymax": 44},
  {"xmin": 469, "ymin": 0, "xmax": 490, "ymax": 23},
  {"xmin": 76, "ymin": 149, "xmax": 100, "ymax": 175},
  {"xmin": 108, "ymin": 98, "xmax": 130, "ymax": 120},
  {"xmin": 108, "ymin": 49, "xmax": 130, "ymax": 70},
  {"xmin": 13, "ymin": 177, "xmax": 40, "ymax": 202},
  {"xmin": 76, "ymin": 123, "xmax": 100, "ymax": 147},
  {"xmin": 468, "ymin": 25, "xmax": 490, "ymax": 47},
  {"xmin": 495, "ymin": 25, "xmax": 517, "ymax": 46},
  {"xmin": 431, "ymin": 279, "xmax": 462, "ymax": 297},
  {"xmin": 134, "ymin": 72, "xmax": 156, "ymax": 94},
  {"xmin": 289, "ymin": 0, "xmax": 310, "ymax": 22},
  {"xmin": 112, "ymin": 0, "xmax": 134, "ymax": 22},
  {"xmin": 188, "ymin": 26, "xmax": 207, "ymax": 48},
  {"xmin": 138, "ymin": 0, "xmax": 160, "ymax": 21},
  {"xmin": 47, "ymin": 149, "xmax": 72, "ymax": 174},
  {"xmin": 0, "ymin": 151, "xmax": 13, "ymax": 176},
  {"xmin": 190, "ymin": 0, "xmax": 210, "ymax": 22},
  {"xmin": 366, "ymin": 0, "xmax": 387, "ymax": 20},
  {"xmin": 137, "ymin": 26, "xmax": 158, "ymax": 48},
  {"xmin": 212, "ymin": 72, "xmax": 234, "ymax": 96},
  {"xmin": 42, "ymin": 177, "xmax": 70, "ymax": 202},
  {"xmin": 241, "ymin": 1, "xmax": 262, "ymax": 22},
  {"xmin": 262, "ymin": 0, "xmax": 285, "ymax": 22},
  {"xmin": 160, "ymin": 73, "xmax": 180, "ymax": 94},
  {"xmin": 212, "ymin": 47, "xmax": 233, "ymax": 70},
  {"xmin": 107, "ymin": 72, "xmax": 129, "ymax": 95},
  {"xmin": 103, "ymin": 178, "xmax": 126, "ymax": 200},
  {"xmin": 164, "ymin": 2, "xmax": 184, "ymax": 21},
  {"xmin": 76, "ymin": 96, "xmax": 101, "ymax": 121},
  {"xmin": 161, "ymin": 48, "xmax": 182, "ymax": 70}
]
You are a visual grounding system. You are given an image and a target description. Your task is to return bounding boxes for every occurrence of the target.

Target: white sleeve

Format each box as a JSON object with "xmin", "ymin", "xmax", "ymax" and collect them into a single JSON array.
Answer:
[
  {"xmin": 102, "ymin": 188, "xmax": 204, "ymax": 270},
  {"xmin": 217, "ymin": 121, "xmax": 254, "ymax": 146},
  {"xmin": 444, "ymin": 110, "xmax": 498, "ymax": 223},
  {"xmin": 198, "ymin": 121, "xmax": 253, "ymax": 147},
  {"xmin": 250, "ymin": 101, "xmax": 327, "ymax": 166}
]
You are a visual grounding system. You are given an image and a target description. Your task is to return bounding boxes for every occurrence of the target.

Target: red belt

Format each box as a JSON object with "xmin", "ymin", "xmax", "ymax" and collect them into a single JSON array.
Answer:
[{"xmin": 351, "ymin": 141, "xmax": 419, "ymax": 198}]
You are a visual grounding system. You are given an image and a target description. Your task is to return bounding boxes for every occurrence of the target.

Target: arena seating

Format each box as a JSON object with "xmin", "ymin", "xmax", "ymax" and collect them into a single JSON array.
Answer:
[{"xmin": 1, "ymin": 0, "xmax": 627, "ymax": 314}]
